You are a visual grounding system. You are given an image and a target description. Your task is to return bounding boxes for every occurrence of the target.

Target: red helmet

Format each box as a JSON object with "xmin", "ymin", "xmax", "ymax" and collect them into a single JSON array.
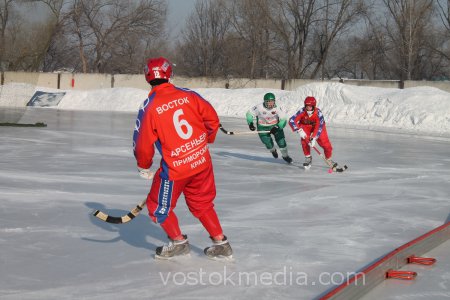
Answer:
[
  {"xmin": 144, "ymin": 57, "xmax": 173, "ymax": 83},
  {"xmin": 304, "ymin": 96, "xmax": 316, "ymax": 107}
]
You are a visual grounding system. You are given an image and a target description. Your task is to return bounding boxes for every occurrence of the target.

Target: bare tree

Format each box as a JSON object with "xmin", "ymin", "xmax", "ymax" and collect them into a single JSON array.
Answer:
[
  {"xmin": 0, "ymin": 0, "xmax": 53, "ymax": 71},
  {"xmin": 69, "ymin": 0, "xmax": 89, "ymax": 72},
  {"xmin": 27, "ymin": 0, "xmax": 67, "ymax": 71},
  {"xmin": 177, "ymin": 0, "xmax": 231, "ymax": 77},
  {"xmin": 434, "ymin": 0, "xmax": 450, "ymax": 66},
  {"xmin": 261, "ymin": 0, "xmax": 317, "ymax": 79},
  {"xmin": 67, "ymin": 0, "xmax": 166, "ymax": 73},
  {"xmin": 381, "ymin": 0, "xmax": 434, "ymax": 80},
  {"xmin": 0, "ymin": 0, "xmax": 19, "ymax": 71},
  {"xmin": 436, "ymin": 0, "xmax": 450, "ymax": 32},
  {"xmin": 227, "ymin": 0, "xmax": 272, "ymax": 78},
  {"xmin": 22, "ymin": 0, "xmax": 166, "ymax": 73},
  {"xmin": 309, "ymin": 0, "xmax": 365, "ymax": 79},
  {"xmin": 175, "ymin": 0, "xmax": 365, "ymax": 80}
]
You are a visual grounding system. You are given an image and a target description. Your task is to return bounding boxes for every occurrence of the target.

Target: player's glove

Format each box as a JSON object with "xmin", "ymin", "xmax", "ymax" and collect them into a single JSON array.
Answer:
[
  {"xmin": 138, "ymin": 167, "xmax": 154, "ymax": 180},
  {"xmin": 309, "ymin": 137, "xmax": 317, "ymax": 148},
  {"xmin": 270, "ymin": 126, "xmax": 279, "ymax": 135},
  {"xmin": 297, "ymin": 128, "xmax": 307, "ymax": 139},
  {"xmin": 248, "ymin": 123, "xmax": 256, "ymax": 131}
]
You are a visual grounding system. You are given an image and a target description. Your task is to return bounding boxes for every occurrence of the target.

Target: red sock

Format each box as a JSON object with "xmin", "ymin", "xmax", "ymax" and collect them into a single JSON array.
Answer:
[
  {"xmin": 160, "ymin": 212, "xmax": 182, "ymax": 240},
  {"xmin": 199, "ymin": 208, "xmax": 223, "ymax": 238}
]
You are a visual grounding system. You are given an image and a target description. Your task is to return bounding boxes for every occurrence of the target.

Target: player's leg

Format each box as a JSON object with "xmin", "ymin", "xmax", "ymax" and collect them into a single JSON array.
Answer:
[{"xmin": 184, "ymin": 164, "xmax": 232, "ymax": 259}]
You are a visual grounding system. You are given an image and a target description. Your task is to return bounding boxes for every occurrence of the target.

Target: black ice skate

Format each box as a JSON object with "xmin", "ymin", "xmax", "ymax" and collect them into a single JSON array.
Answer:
[
  {"xmin": 155, "ymin": 235, "xmax": 190, "ymax": 259},
  {"xmin": 303, "ymin": 156, "xmax": 312, "ymax": 169},
  {"xmin": 204, "ymin": 236, "xmax": 233, "ymax": 260},
  {"xmin": 282, "ymin": 156, "xmax": 293, "ymax": 164},
  {"xmin": 271, "ymin": 149, "xmax": 278, "ymax": 158}
]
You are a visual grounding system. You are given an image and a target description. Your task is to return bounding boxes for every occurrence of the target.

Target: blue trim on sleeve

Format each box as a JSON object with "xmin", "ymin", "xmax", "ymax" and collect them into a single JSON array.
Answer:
[
  {"xmin": 316, "ymin": 108, "xmax": 325, "ymax": 137},
  {"xmin": 133, "ymin": 93, "xmax": 156, "ymax": 155},
  {"xmin": 289, "ymin": 108, "xmax": 305, "ymax": 131}
]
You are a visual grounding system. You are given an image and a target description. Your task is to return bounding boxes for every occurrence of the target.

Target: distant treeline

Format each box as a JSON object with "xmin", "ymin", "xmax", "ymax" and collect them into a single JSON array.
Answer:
[{"xmin": 1, "ymin": 0, "xmax": 449, "ymax": 81}]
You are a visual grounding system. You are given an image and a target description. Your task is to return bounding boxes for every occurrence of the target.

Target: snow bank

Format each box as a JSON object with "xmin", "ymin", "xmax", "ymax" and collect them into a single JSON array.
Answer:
[{"xmin": 1, "ymin": 81, "xmax": 449, "ymax": 135}]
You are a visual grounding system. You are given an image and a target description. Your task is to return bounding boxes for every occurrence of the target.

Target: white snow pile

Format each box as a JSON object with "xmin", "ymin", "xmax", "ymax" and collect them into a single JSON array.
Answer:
[
  {"xmin": 1, "ymin": 81, "xmax": 449, "ymax": 135},
  {"xmin": 56, "ymin": 87, "xmax": 148, "ymax": 111},
  {"xmin": 0, "ymin": 82, "xmax": 37, "ymax": 107}
]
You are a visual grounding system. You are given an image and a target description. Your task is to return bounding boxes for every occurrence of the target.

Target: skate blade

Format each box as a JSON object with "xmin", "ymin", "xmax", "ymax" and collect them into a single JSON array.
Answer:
[
  {"xmin": 206, "ymin": 254, "xmax": 234, "ymax": 262},
  {"xmin": 154, "ymin": 253, "xmax": 191, "ymax": 260},
  {"xmin": 303, "ymin": 165, "xmax": 311, "ymax": 170}
]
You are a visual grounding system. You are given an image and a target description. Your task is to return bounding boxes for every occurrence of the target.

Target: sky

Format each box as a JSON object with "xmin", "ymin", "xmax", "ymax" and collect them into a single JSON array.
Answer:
[
  {"xmin": 167, "ymin": 0, "xmax": 197, "ymax": 40},
  {"xmin": 20, "ymin": 0, "xmax": 197, "ymax": 41},
  {"xmin": 0, "ymin": 82, "xmax": 450, "ymax": 299}
]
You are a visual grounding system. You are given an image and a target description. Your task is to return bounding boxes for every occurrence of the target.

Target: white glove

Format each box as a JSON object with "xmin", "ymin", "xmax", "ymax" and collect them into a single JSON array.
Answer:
[
  {"xmin": 138, "ymin": 167, "xmax": 154, "ymax": 180},
  {"xmin": 309, "ymin": 137, "xmax": 317, "ymax": 148},
  {"xmin": 297, "ymin": 128, "xmax": 307, "ymax": 139}
]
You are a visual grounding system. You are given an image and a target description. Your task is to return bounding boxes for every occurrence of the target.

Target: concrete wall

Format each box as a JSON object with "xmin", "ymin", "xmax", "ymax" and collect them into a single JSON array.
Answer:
[
  {"xmin": 172, "ymin": 77, "xmax": 282, "ymax": 89},
  {"xmin": 113, "ymin": 75, "xmax": 284, "ymax": 90},
  {"xmin": 341, "ymin": 79, "xmax": 401, "ymax": 89},
  {"xmin": 37, "ymin": 73, "xmax": 59, "ymax": 88},
  {"xmin": 113, "ymin": 74, "xmax": 148, "ymax": 90},
  {"xmin": 3, "ymin": 72, "xmax": 59, "ymax": 89},
  {"xmin": 174, "ymin": 77, "xmax": 228, "ymax": 88},
  {"xmin": 404, "ymin": 80, "xmax": 450, "ymax": 93},
  {"xmin": 60, "ymin": 73, "xmax": 112, "ymax": 90},
  {"xmin": 285, "ymin": 79, "xmax": 320, "ymax": 90},
  {"xmin": 2, "ymin": 71, "xmax": 450, "ymax": 93},
  {"xmin": 4, "ymin": 72, "xmax": 41, "ymax": 86}
]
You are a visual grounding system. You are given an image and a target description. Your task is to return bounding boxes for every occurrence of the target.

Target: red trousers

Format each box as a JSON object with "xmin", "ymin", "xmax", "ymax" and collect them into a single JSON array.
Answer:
[
  {"xmin": 147, "ymin": 163, "xmax": 223, "ymax": 239},
  {"xmin": 300, "ymin": 125, "xmax": 333, "ymax": 159}
]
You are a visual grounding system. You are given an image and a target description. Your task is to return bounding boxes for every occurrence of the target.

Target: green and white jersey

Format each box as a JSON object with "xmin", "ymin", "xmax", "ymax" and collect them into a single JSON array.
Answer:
[{"xmin": 246, "ymin": 103, "xmax": 287, "ymax": 129}]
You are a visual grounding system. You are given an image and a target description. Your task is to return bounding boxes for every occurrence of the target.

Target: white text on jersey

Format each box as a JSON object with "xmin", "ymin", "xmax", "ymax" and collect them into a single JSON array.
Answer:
[
  {"xmin": 173, "ymin": 145, "xmax": 208, "ymax": 168},
  {"xmin": 171, "ymin": 133, "xmax": 207, "ymax": 157},
  {"xmin": 156, "ymin": 97, "xmax": 190, "ymax": 114}
]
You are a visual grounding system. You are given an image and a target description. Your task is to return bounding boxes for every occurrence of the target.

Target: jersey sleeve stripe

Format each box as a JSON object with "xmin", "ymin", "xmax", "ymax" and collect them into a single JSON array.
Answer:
[{"xmin": 133, "ymin": 94, "xmax": 156, "ymax": 155}]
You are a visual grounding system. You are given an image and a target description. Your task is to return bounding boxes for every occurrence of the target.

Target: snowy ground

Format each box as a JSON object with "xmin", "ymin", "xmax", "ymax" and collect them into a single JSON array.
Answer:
[{"xmin": 0, "ymin": 105, "xmax": 449, "ymax": 299}]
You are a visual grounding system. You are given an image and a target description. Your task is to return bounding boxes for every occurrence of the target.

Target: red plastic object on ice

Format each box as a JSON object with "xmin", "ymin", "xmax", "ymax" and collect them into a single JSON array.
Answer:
[
  {"xmin": 407, "ymin": 255, "xmax": 437, "ymax": 265},
  {"xmin": 386, "ymin": 270, "xmax": 417, "ymax": 280}
]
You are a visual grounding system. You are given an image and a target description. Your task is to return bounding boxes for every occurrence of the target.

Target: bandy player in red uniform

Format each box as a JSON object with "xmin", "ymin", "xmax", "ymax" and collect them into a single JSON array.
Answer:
[
  {"xmin": 289, "ymin": 96, "xmax": 337, "ymax": 169},
  {"xmin": 133, "ymin": 57, "xmax": 232, "ymax": 260}
]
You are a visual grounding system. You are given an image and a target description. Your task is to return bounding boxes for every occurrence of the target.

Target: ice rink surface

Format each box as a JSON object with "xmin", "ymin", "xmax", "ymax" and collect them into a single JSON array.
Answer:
[{"xmin": 1, "ymin": 108, "xmax": 449, "ymax": 299}]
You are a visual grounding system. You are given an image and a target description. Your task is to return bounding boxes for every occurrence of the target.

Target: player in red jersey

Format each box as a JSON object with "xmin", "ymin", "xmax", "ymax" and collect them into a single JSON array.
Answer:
[
  {"xmin": 133, "ymin": 57, "xmax": 232, "ymax": 259},
  {"xmin": 289, "ymin": 96, "xmax": 336, "ymax": 169}
]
